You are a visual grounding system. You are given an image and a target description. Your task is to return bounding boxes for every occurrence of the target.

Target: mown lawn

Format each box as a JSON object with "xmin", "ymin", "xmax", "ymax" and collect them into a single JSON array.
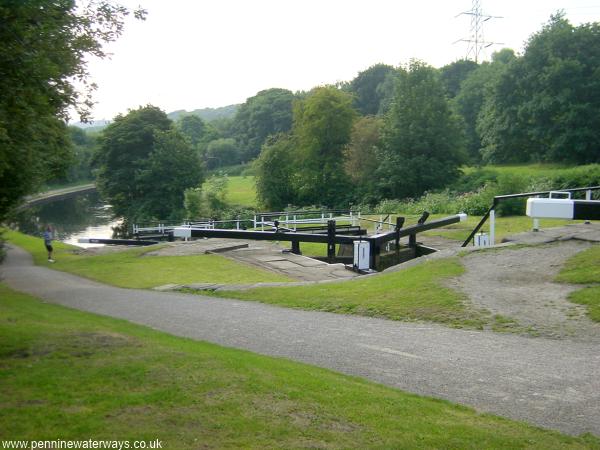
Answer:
[
  {"xmin": 226, "ymin": 175, "xmax": 257, "ymax": 207},
  {"xmin": 1, "ymin": 284, "xmax": 597, "ymax": 448},
  {"xmin": 207, "ymin": 257, "xmax": 500, "ymax": 329},
  {"xmin": 556, "ymin": 244, "xmax": 600, "ymax": 322},
  {"xmin": 3, "ymin": 230, "xmax": 291, "ymax": 288}
]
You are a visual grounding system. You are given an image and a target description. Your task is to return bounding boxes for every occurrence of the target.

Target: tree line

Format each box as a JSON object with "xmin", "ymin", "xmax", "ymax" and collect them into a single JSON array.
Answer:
[{"xmin": 2, "ymin": 5, "xmax": 599, "ymax": 222}]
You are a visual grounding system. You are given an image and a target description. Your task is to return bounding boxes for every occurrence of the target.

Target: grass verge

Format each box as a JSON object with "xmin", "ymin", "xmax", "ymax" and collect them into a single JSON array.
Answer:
[
  {"xmin": 556, "ymin": 245, "xmax": 600, "ymax": 322},
  {"xmin": 420, "ymin": 215, "xmax": 586, "ymax": 243},
  {"xmin": 1, "ymin": 283, "xmax": 598, "ymax": 448},
  {"xmin": 3, "ymin": 230, "xmax": 291, "ymax": 288},
  {"xmin": 206, "ymin": 258, "xmax": 490, "ymax": 329}
]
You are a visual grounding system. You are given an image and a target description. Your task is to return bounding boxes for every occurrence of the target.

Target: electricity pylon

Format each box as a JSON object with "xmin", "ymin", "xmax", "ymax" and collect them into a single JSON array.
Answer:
[{"xmin": 455, "ymin": 0, "xmax": 503, "ymax": 63}]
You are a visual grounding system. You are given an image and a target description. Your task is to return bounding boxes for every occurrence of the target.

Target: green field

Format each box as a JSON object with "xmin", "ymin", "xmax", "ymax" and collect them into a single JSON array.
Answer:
[
  {"xmin": 226, "ymin": 175, "xmax": 257, "ymax": 207},
  {"xmin": 3, "ymin": 230, "xmax": 291, "ymax": 288},
  {"xmin": 556, "ymin": 245, "xmax": 600, "ymax": 322},
  {"xmin": 1, "ymin": 284, "xmax": 597, "ymax": 448}
]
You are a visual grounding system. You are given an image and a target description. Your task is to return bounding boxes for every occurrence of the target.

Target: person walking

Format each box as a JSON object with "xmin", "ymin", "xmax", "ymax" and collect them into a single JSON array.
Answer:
[{"xmin": 44, "ymin": 226, "xmax": 55, "ymax": 262}]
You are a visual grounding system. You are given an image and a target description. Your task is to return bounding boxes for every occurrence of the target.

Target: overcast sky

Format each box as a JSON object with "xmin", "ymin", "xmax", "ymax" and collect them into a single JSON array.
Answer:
[{"xmin": 83, "ymin": 0, "xmax": 600, "ymax": 121}]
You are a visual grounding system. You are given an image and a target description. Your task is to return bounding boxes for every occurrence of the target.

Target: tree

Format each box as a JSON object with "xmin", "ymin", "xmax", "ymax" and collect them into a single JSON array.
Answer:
[
  {"xmin": 177, "ymin": 115, "xmax": 207, "ymax": 147},
  {"xmin": 205, "ymin": 138, "xmax": 241, "ymax": 170},
  {"xmin": 254, "ymin": 134, "xmax": 297, "ymax": 210},
  {"xmin": 177, "ymin": 115, "xmax": 220, "ymax": 148},
  {"xmin": 231, "ymin": 88, "xmax": 295, "ymax": 161},
  {"xmin": 349, "ymin": 64, "xmax": 396, "ymax": 115},
  {"xmin": 184, "ymin": 174, "xmax": 229, "ymax": 219},
  {"xmin": 96, "ymin": 105, "xmax": 202, "ymax": 221},
  {"xmin": 64, "ymin": 126, "xmax": 99, "ymax": 182},
  {"xmin": 0, "ymin": 1, "xmax": 144, "ymax": 219},
  {"xmin": 479, "ymin": 14, "xmax": 600, "ymax": 164},
  {"xmin": 136, "ymin": 130, "xmax": 204, "ymax": 220},
  {"xmin": 439, "ymin": 59, "xmax": 479, "ymax": 98},
  {"xmin": 343, "ymin": 116, "xmax": 383, "ymax": 201},
  {"xmin": 377, "ymin": 61, "xmax": 465, "ymax": 199},
  {"xmin": 293, "ymin": 87, "xmax": 356, "ymax": 207},
  {"xmin": 453, "ymin": 49, "xmax": 516, "ymax": 163}
]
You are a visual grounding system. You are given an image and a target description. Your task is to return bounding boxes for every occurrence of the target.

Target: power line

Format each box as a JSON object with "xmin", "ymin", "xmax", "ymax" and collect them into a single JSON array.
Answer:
[{"xmin": 454, "ymin": 0, "xmax": 503, "ymax": 63}]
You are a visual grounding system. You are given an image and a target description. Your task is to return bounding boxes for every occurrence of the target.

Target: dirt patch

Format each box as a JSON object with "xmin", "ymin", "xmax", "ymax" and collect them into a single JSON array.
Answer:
[{"xmin": 451, "ymin": 240, "xmax": 600, "ymax": 342}]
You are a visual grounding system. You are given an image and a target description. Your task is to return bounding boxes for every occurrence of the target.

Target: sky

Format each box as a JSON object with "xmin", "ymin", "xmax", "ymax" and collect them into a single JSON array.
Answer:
[{"xmin": 82, "ymin": 0, "xmax": 600, "ymax": 121}]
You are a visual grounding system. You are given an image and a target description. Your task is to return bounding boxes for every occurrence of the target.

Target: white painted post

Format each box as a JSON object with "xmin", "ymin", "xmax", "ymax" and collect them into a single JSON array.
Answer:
[
  {"xmin": 261, "ymin": 216, "xmax": 264, "ymax": 231},
  {"xmin": 532, "ymin": 195, "xmax": 540, "ymax": 231},
  {"xmin": 489, "ymin": 209, "xmax": 495, "ymax": 246},
  {"xmin": 253, "ymin": 215, "xmax": 256, "ymax": 230},
  {"xmin": 294, "ymin": 215, "xmax": 297, "ymax": 231},
  {"xmin": 585, "ymin": 190, "xmax": 592, "ymax": 224}
]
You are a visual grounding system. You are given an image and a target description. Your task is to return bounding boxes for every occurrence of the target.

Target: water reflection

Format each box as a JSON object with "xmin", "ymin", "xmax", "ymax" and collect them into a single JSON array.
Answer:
[{"xmin": 9, "ymin": 192, "xmax": 121, "ymax": 247}]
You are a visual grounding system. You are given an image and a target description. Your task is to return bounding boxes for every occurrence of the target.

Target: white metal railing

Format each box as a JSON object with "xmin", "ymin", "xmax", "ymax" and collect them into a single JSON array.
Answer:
[
  {"xmin": 133, "ymin": 210, "xmax": 403, "ymax": 236},
  {"xmin": 252, "ymin": 210, "xmax": 360, "ymax": 231}
]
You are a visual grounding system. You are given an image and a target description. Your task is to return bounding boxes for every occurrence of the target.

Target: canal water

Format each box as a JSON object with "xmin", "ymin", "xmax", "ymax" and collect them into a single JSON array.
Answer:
[{"xmin": 10, "ymin": 192, "xmax": 120, "ymax": 247}]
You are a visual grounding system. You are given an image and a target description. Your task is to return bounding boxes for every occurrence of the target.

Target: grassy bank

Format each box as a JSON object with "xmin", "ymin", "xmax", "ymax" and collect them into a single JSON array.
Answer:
[
  {"xmin": 205, "ymin": 257, "xmax": 510, "ymax": 330},
  {"xmin": 3, "ymin": 230, "xmax": 291, "ymax": 288},
  {"xmin": 226, "ymin": 175, "xmax": 257, "ymax": 207},
  {"xmin": 556, "ymin": 245, "xmax": 600, "ymax": 322},
  {"xmin": 1, "ymin": 283, "xmax": 597, "ymax": 448}
]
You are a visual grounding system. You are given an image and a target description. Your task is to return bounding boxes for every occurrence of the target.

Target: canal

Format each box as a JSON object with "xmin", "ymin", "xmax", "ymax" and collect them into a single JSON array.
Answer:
[{"xmin": 9, "ymin": 192, "xmax": 120, "ymax": 247}]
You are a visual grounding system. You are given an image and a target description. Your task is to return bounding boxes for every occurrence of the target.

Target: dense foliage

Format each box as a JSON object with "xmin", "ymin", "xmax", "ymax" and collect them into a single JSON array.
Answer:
[
  {"xmin": 478, "ymin": 14, "xmax": 600, "ymax": 164},
  {"xmin": 254, "ymin": 135, "xmax": 297, "ymax": 210},
  {"xmin": 0, "ymin": 0, "xmax": 143, "ymax": 220},
  {"xmin": 95, "ymin": 106, "xmax": 203, "ymax": 221},
  {"xmin": 16, "ymin": 10, "xmax": 599, "ymax": 221},
  {"xmin": 349, "ymin": 64, "xmax": 397, "ymax": 115},
  {"xmin": 376, "ymin": 61, "xmax": 465, "ymax": 200},
  {"xmin": 231, "ymin": 88, "xmax": 295, "ymax": 162}
]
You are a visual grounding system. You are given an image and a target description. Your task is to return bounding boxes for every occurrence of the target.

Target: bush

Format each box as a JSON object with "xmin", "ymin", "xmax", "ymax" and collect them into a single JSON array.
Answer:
[
  {"xmin": 451, "ymin": 168, "xmax": 498, "ymax": 193},
  {"xmin": 208, "ymin": 163, "xmax": 254, "ymax": 177},
  {"xmin": 184, "ymin": 174, "xmax": 229, "ymax": 219},
  {"xmin": 366, "ymin": 164, "xmax": 600, "ymax": 218},
  {"xmin": 549, "ymin": 165, "xmax": 600, "ymax": 191}
]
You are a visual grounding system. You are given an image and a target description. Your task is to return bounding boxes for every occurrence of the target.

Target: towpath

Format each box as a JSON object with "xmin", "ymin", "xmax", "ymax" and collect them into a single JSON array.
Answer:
[{"xmin": 1, "ymin": 244, "xmax": 599, "ymax": 436}]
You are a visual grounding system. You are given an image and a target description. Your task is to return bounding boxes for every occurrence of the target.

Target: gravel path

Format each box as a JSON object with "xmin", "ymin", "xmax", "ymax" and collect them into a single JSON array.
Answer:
[
  {"xmin": 453, "ymin": 240, "xmax": 600, "ymax": 341},
  {"xmin": 1, "ymin": 244, "xmax": 599, "ymax": 436}
]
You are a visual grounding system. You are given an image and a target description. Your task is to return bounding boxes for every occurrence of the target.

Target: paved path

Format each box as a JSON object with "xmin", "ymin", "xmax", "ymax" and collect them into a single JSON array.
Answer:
[{"xmin": 2, "ymin": 244, "xmax": 599, "ymax": 436}]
